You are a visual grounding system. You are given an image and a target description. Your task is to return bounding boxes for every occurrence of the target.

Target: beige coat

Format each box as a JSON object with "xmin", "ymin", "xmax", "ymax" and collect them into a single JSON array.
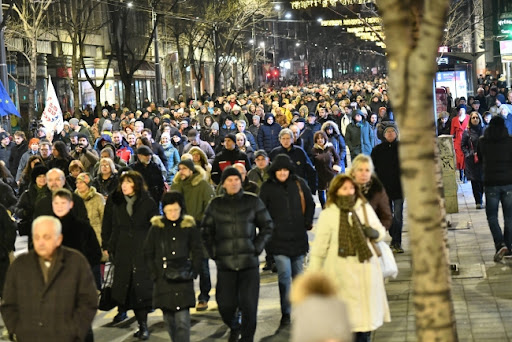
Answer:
[
  {"xmin": 308, "ymin": 199, "xmax": 391, "ymax": 332},
  {"xmin": 76, "ymin": 186, "xmax": 105, "ymax": 246}
]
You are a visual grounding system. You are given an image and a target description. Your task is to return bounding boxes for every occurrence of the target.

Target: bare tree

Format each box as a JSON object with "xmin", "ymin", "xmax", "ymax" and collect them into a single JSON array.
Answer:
[
  {"xmin": 376, "ymin": 0, "xmax": 458, "ymax": 341},
  {"xmin": 51, "ymin": 0, "xmax": 106, "ymax": 115},
  {"xmin": 8, "ymin": 0, "xmax": 53, "ymax": 123},
  {"xmin": 208, "ymin": 0, "xmax": 271, "ymax": 95}
]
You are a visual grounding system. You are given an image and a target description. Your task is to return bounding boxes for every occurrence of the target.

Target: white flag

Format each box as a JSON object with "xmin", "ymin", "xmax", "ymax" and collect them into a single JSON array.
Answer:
[{"xmin": 41, "ymin": 75, "xmax": 64, "ymax": 133}]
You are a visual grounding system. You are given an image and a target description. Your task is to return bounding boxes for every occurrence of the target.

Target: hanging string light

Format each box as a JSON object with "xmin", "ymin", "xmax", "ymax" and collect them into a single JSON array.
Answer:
[{"xmin": 290, "ymin": 0, "xmax": 375, "ymax": 9}]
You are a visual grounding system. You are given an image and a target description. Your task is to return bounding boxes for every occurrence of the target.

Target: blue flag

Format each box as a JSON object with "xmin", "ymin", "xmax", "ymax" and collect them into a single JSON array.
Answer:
[{"xmin": 0, "ymin": 81, "xmax": 19, "ymax": 117}]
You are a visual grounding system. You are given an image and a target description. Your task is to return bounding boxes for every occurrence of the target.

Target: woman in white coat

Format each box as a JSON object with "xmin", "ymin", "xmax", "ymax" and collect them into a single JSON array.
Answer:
[{"xmin": 308, "ymin": 174, "xmax": 390, "ymax": 342}]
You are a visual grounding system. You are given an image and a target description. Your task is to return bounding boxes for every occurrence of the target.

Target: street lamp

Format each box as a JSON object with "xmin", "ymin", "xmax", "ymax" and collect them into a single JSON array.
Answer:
[
  {"xmin": 317, "ymin": 18, "xmax": 323, "ymax": 23},
  {"xmin": 274, "ymin": 4, "xmax": 281, "ymax": 10},
  {"xmin": 296, "ymin": 42, "xmax": 300, "ymax": 47},
  {"xmin": 249, "ymin": 39, "xmax": 254, "ymax": 45},
  {"xmin": 285, "ymin": 12, "xmax": 292, "ymax": 19},
  {"xmin": 127, "ymin": 2, "xmax": 133, "ymax": 7}
]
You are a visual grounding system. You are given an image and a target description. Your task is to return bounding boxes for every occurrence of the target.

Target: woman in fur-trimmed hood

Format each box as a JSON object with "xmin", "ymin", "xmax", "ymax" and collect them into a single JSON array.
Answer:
[{"xmin": 143, "ymin": 191, "xmax": 203, "ymax": 341}]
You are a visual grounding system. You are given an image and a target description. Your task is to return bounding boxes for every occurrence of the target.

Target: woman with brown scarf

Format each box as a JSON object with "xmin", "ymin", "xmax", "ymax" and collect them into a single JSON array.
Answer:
[{"xmin": 308, "ymin": 175, "xmax": 390, "ymax": 342}]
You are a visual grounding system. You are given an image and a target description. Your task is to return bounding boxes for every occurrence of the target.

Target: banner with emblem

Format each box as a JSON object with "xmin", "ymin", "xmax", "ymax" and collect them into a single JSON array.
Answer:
[{"xmin": 41, "ymin": 75, "xmax": 64, "ymax": 133}]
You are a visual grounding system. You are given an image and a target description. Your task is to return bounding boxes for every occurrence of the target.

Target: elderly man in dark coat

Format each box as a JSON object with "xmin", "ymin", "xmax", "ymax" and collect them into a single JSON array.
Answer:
[{"xmin": 1, "ymin": 215, "xmax": 97, "ymax": 342}]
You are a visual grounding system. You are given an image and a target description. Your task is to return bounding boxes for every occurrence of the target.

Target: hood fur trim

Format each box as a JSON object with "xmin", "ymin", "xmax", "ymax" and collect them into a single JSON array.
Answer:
[
  {"xmin": 321, "ymin": 121, "xmax": 341, "ymax": 136},
  {"xmin": 172, "ymin": 164, "xmax": 208, "ymax": 186},
  {"xmin": 150, "ymin": 214, "xmax": 196, "ymax": 229}
]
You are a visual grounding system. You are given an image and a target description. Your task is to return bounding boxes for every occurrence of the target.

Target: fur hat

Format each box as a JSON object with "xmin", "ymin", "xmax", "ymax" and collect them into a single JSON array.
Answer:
[
  {"xmin": 31, "ymin": 164, "xmax": 48, "ymax": 183},
  {"xmin": 220, "ymin": 166, "xmax": 242, "ymax": 185}
]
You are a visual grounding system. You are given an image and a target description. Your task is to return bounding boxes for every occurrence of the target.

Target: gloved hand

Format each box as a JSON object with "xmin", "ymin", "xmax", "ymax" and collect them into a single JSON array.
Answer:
[{"xmin": 362, "ymin": 227, "xmax": 379, "ymax": 240}]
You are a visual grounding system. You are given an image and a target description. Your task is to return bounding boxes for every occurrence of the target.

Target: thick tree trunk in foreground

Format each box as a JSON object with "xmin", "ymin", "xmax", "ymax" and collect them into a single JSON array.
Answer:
[{"xmin": 377, "ymin": 0, "xmax": 458, "ymax": 341}]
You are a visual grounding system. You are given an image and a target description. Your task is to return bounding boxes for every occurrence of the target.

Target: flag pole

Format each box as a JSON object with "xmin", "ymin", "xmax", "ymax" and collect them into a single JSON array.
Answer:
[{"xmin": 0, "ymin": 0, "xmax": 10, "ymax": 133}]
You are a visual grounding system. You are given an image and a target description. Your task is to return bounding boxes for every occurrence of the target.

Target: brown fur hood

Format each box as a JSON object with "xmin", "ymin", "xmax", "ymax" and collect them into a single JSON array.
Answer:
[
  {"xmin": 150, "ymin": 214, "xmax": 196, "ymax": 229},
  {"xmin": 172, "ymin": 164, "xmax": 208, "ymax": 187}
]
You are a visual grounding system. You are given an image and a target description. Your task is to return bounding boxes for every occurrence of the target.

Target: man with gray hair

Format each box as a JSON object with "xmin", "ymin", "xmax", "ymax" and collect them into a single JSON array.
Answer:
[
  {"xmin": 269, "ymin": 129, "xmax": 317, "ymax": 194},
  {"xmin": 1, "ymin": 216, "xmax": 98, "ymax": 342},
  {"xmin": 33, "ymin": 168, "xmax": 89, "ymax": 222}
]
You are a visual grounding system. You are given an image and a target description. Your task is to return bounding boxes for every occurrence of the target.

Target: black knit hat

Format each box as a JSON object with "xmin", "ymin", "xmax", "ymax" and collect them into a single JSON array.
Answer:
[
  {"xmin": 31, "ymin": 164, "xmax": 48, "ymax": 183},
  {"xmin": 220, "ymin": 166, "xmax": 242, "ymax": 185},
  {"xmin": 225, "ymin": 133, "xmax": 237, "ymax": 144},
  {"xmin": 178, "ymin": 159, "xmax": 195, "ymax": 173},
  {"xmin": 268, "ymin": 154, "xmax": 295, "ymax": 175}
]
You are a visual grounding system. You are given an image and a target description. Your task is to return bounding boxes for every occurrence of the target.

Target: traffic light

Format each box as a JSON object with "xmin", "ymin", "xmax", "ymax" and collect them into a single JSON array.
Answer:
[{"xmin": 355, "ymin": 65, "xmax": 361, "ymax": 72}]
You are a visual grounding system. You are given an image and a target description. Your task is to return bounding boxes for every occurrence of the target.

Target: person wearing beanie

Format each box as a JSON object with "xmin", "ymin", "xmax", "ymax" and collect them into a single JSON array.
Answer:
[
  {"xmin": 69, "ymin": 117, "xmax": 92, "ymax": 145},
  {"xmin": 345, "ymin": 109, "xmax": 374, "ymax": 159},
  {"xmin": 451, "ymin": 103, "xmax": 470, "ymax": 183},
  {"xmin": 290, "ymin": 272, "xmax": 352, "ymax": 342},
  {"xmin": 371, "ymin": 122, "xmax": 404, "ymax": 253},
  {"xmin": 130, "ymin": 144, "xmax": 165, "ymax": 205},
  {"xmin": 210, "ymin": 133, "xmax": 251, "ymax": 185},
  {"xmin": 171, "ymin": 155, "xmax": 214, "ymax": 312},
  {"xmin": 257, "ymin": 113, "xmax": 282, "ymax": 154},
  {"xmin": 259, "ymin": 154, "xmax": 315, "ymax": 327},
  {"xmin": 202, "ymin": 166, "xmax": 273, "ymax": 342},
  {"xmin": 219, "ymin": 115, "xmax": 237, "ymax": 141}
]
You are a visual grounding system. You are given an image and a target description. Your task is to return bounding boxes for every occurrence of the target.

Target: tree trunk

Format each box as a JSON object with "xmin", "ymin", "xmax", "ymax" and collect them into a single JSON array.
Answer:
[
  {"xmin": 28, "ymin": 36, "xmax": 38, "ymax": 124},
  {"xmin": 123, "ymin": 80, "xmax": 132, "ymax": 110},
  {"xmin": 377, "ymin": 0, "xmax": 457, "ymax": 341},
  {"xmin": 72, "ymin": 39, "xmax": 80, "ymax": 116},
  {"xmin": 95, "ymin": 87, "xmax": 102, "ymax": 118}
]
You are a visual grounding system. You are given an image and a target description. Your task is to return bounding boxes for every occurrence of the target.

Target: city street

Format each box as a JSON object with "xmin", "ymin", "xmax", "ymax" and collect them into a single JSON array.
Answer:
[{"xmin": 8, "ymin": 177, "xmax": 512, "ymax": 341}]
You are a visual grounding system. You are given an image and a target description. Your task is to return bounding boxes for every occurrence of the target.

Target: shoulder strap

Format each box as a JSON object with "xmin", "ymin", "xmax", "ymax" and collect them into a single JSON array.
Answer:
[{"xmin": 295, "ymin": 180, "xmax": 306, "ymax": 215}]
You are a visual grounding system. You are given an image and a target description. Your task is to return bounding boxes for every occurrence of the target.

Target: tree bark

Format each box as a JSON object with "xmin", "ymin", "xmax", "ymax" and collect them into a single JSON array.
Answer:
[
  {"xmin": 28, "ymin": 35, "xmax": 37, "ymax": 124},
  {"xmin": 377, "ymin": 0, "xmax": 458, "ymax": 341}
]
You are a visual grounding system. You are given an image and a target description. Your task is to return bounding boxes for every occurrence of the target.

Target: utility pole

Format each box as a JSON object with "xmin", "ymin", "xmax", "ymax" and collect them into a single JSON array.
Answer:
[{"xmin": 152, "ymin": 7, "xmax": 163, "ymax": 106}]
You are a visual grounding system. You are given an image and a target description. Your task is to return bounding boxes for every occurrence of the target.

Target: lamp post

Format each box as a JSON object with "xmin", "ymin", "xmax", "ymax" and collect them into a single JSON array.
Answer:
[
  {"xmin": 0, "ymin": 0, "xmax": 10, "ymax": 132},
  {"xmin": 151, "ymin": 6, "xmax": 163, "ymax": 106}
]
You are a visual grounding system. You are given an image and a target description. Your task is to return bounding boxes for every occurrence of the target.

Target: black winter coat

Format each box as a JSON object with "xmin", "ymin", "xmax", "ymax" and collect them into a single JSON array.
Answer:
[
  {"xmin": 58, "ymin": 213, "xmax": 102, "ymax": 267},
  {"xmin": 210, "ymin": 147, "xmax": 251, "ymax": 185},
  {"xmin": 477, "ymin": 135, "xmax": 512, "ymax": 186},
  {"xmin": 33, "ymin": 190, "xmax": 90, "ymax": 223},
  {"xmin": 269, "ymin": 145, "xmax": 318, "ymax": 193},
  {"xmin": 461, "ymin": 126, "xmax": 483, "ymax": 181},
  {"xmin": 92, "ymin": 173, "xmax": 119, "ymax": 198},
  {"xmin": 108, "ymin": 190, "xmax": 158, "ymax": 309},
  {"xmin": 201, "ymin": 190, "xmax": 273, "ymax": 271},
  {"xmin": 257, "ymin": 114, "xmax": 281, "ymax": 153},
  {"xmin": 143, "ymin": 215, "xmax": 203, "ymax": 312},
  {"xmin": 259, "ymin": 175, "xmax": 314, "ymax": 256},
  {"xmin": 8, "ymin": 141, "xmax": 27, "ymax": 177},
  {"xmin": 130, "ymin": 161, "xmax": 165, "ymax": 204},
  {"xmin": 371, "ymin": 140, "xmax": 403, "ymax": 200}
]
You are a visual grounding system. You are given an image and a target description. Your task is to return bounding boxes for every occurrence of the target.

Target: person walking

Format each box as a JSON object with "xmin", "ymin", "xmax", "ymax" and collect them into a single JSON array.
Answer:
[
  {"xmin": 451, "ymin": 104, "xmax": 470, "ymax": 183},
  {"xmin": 106, "ymin": 171, "xmax": 159, "ymax": 340},
  {"xmin": 201, "ymin": 167, "xmax": 273, "ymax": 342},
  {"xmin": 311, "ymin": 131, "xmax": 341, "ymax": 208},
  {"xmin": 171, "ymin": 159, "xmax": 215, "ymax": 312},
  {"xmin": 371, "ymin": 122, "xmax": 404, "ymax": 252},
  {"xmin": 308, "ymin": 175, "xmax": 390, "ymax": 342},
  {"xmin": 477, "ymin": 116, "xmax": 512, "ymax": 262},
  {"xmin": 461, "ymin": 112, "xmax": 485, "ymax": 209},
  {"xmin": 144, "ymin": 192, "xmax": 203, "ymax": 342},
  {"xmin": 1, "ymin": 216, "xmax": 98, "ymax": 342},
  {"xmin": 259, "ymin": 154, "xmax": 314, "ymax": 327}
]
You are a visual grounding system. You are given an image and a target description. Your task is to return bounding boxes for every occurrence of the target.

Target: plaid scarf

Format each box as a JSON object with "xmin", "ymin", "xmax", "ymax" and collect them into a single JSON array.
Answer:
[{"xmin": 335, "ymin": 196, "xmax": 373, "ymax": 263}]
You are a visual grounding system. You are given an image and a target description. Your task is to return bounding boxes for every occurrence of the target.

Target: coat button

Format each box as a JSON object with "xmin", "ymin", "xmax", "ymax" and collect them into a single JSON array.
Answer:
[
  {"xmin": 172, "ymin": 251, "xmax": 175, "ymax": 255},
  {"xmin": 173, "ymin": 223, "xmax": 176, "ymax": 227}
]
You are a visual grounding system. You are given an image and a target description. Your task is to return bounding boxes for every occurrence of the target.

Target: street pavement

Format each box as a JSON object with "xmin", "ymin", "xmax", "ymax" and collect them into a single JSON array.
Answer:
[{"xmin": 5, "ymin": 178, "xmax": 512, "ymax": 341}]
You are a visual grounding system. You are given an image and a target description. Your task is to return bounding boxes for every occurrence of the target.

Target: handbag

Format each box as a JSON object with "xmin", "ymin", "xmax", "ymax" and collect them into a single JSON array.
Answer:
[
  {"xmin": 361, "ymin": 203, "xmax": 399, "ymax": 279},
  {"xmin": 98, "ymin": 263, "xmax": 116, "ymax": 311},
  {"xmin": 470, "ymin": 138, "xmax": 479, "ymax": 164}
]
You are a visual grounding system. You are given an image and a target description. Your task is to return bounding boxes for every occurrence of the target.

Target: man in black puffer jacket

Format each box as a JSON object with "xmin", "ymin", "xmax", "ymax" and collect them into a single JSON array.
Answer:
[
  {"xmin": 201, "ymin": 167, "xmax": 273, "ymax": 342},
  {"xmin": 210, "ymin": 134, "xmax": 251, "ymax": 185}
]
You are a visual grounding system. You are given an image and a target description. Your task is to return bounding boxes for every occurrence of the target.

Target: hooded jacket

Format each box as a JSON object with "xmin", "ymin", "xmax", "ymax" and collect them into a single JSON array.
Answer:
[
  {"xmin": 170, "ymin": 166, "xmax": 214, "ymax": 223},
  {"xmin": 257, "ymin": 113, "xmax": 282, "ymax": 153},
  {"xmin": 259, "ymin": 156, "xmax": 315, "ymax": 256}
]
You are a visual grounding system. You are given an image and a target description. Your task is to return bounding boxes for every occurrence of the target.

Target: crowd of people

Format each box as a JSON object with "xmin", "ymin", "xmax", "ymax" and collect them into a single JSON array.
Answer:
[{"xmin": 0, "ymin": 74, "xmax": 506, "ymax": 342}]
